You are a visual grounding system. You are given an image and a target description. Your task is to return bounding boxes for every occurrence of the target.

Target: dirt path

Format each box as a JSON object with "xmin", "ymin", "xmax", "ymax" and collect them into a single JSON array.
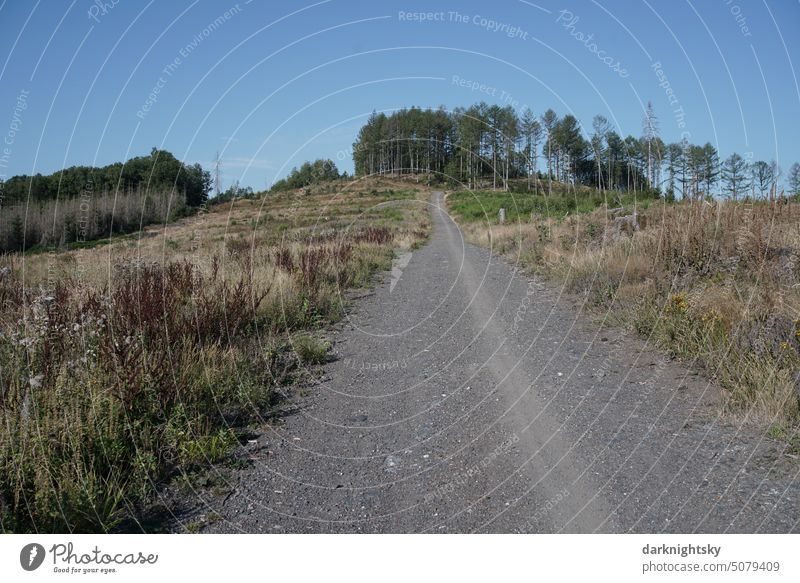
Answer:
[{"xmin": 177, "ymin": 192, "xmax": 799, "ymax": 533}]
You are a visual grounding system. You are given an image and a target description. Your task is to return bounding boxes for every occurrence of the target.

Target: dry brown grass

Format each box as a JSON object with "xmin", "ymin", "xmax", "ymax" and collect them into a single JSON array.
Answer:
[
  {"xmin": 452, "ymin": 195, "xmax": 800, "ymax": 428},
  {"xmin": 0, "ymin": 177, "xmax": 430, "ymax": 533}
]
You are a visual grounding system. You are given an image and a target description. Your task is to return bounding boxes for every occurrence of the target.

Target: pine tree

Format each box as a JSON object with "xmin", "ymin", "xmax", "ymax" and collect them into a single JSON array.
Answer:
[
  {"xmin": 721, "ymin": 152, "xmax": 750, "ymax": 200},
  {"xmin": 540, "ymin": 109, "xmax": 558, "ymax": 193},
  {"xmin": 788, "ymin": 162, "xmax": 800, "ymax": 197},
  {"xmin": 642, "ymin": 101, "xmax": 659, "ymax": 188},
  {"xmin": 520, "ymin": 108, "xmax": 542, "ymax": 191},
  {"xmin": 701, "ymin": 143, "xmax": 720, "ymax": 198},
  {"xmin": 8, "ymin": 214, "xmax": 25, "ymax": 251},
  {"xmin": 591, "ymin": 115, "xmax": 610, "ymax": 190}
]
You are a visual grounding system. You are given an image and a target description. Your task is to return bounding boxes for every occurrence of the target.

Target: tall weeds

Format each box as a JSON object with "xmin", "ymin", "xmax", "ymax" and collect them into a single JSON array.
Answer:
[
  {"xmin": 0, "ymin": 259, "xmax": 277, "ymax": 532},
  {"xmin": 455, "ymin": 197, "xmax": 800, "ymax": 426},
  {"xmin": 0, "ymin": 182, "xmax": 428, "ymax": 532}
]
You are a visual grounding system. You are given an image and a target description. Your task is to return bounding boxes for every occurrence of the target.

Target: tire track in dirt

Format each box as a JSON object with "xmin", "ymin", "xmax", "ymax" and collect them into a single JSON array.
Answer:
[{"xmin": 175, "ymin": 192, "xmax": 799, "ymax": 533}]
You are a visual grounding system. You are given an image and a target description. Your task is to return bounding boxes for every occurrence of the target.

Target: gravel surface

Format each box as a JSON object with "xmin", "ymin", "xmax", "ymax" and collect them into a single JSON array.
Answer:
[{"xmin": 174, "ymin": 192, "xmax": 799, "ymax": 533}]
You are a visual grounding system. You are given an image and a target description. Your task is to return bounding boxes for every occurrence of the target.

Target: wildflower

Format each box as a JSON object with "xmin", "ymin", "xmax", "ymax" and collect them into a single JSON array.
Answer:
[{"xmin": 664, "ymin": 293, "xmax": 688, "ymax": 315}]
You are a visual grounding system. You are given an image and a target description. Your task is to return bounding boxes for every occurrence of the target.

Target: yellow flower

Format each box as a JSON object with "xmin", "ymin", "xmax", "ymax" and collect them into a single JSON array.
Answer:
[{"xmin": 664, "ymin": 293, "xmax": 688, "ymax": 315}]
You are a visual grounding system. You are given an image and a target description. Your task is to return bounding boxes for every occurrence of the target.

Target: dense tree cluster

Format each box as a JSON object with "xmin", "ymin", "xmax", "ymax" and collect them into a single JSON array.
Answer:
[
  {"xmin": 270, "ymin": 159, "xmax": 342, "ymax": 192},
  {"xmin": 352, "ymin": 102, "xmax": 796, "ymax": 200},
  {"xmin": 1, "ymin": 189, "xmax": 184, "ymax": 253},
  {"xmin": 214, "ymin": 179, "xmax": 255, "ymax": 202},
  {"xmin": 0, "ymin": 148, "xmax": 211, "ymax": 207}
]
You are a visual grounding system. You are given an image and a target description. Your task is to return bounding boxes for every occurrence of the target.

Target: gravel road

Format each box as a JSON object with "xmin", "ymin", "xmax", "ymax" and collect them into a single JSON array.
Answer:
[{"xmin": 177, "ymin": 191, "xmax": 799, "ymax": 533}]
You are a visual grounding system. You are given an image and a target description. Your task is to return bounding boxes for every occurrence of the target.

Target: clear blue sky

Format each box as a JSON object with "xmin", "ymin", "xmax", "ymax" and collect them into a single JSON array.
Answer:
[{"xmin": 1, "ymin": 0, "xmax": 798, "ymax": 191}]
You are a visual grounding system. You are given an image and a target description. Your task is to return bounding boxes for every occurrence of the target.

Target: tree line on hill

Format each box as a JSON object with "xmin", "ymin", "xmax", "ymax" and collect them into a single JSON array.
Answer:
[
  {"xmin": 269, "ymin": 158, "xmax": 344, "ymax": 192},
  {"xmin": 0, "ymin": 148, "xmax": 211, "ymax": 207},
  {"xmin": 0, "ymin": 148, "xmax": 211, "ymax": 252},
  {"xmin": 351, "ymin": 102, "xmax": 800, "ymax": 200}
]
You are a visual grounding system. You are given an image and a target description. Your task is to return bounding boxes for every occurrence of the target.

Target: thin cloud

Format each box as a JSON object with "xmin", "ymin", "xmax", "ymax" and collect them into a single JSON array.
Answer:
[{"xmin": 223, "ymin": 157, "xmax": 276, "ymax": 170}]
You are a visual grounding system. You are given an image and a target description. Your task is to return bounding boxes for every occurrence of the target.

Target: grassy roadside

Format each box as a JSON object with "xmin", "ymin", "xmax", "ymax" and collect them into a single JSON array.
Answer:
[
  {"xmin": 448, "ymin": 187, "xmax": 800, "ymax": 437},
  {"xmin": 0, "ymin": 178, "xmax": 430, "ymax": 533}
]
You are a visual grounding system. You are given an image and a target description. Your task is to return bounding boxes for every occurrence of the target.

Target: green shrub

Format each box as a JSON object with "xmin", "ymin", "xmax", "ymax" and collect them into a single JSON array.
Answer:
[{"xmin": 292, "ymin": 334, "xmax": 330, "ymax": 365}]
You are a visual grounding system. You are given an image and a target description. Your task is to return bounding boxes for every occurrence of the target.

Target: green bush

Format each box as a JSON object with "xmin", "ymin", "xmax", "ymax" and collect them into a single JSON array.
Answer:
[{"xmin": 292, "ymin": 334, "xmax": 330, "ymax": 365}]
